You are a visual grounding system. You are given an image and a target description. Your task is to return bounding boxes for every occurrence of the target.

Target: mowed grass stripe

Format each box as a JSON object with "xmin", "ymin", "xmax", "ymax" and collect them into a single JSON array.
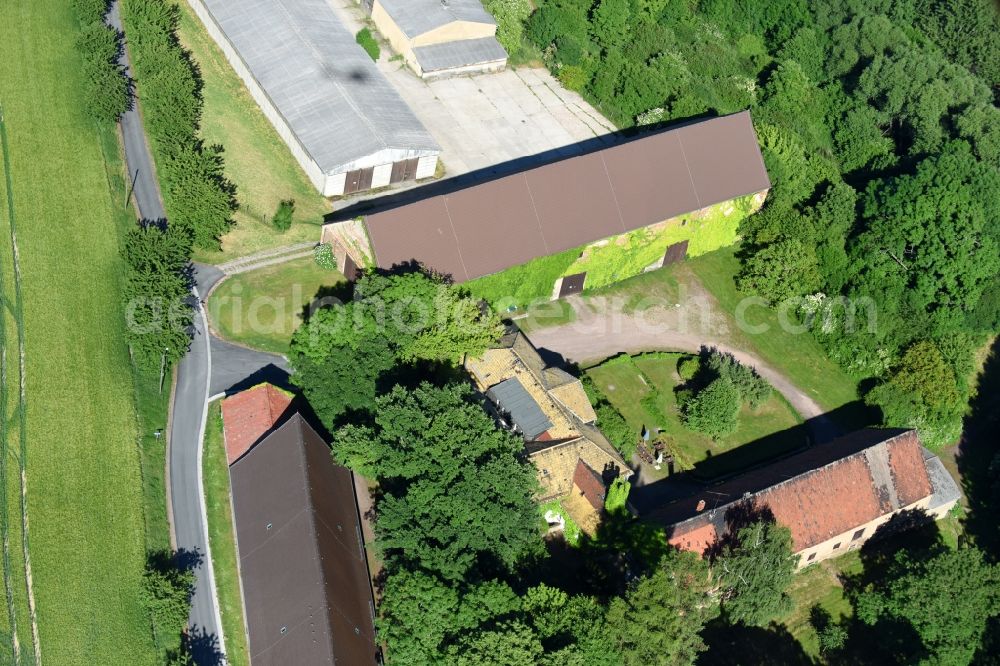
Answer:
[
  {"xmin": 0, "ymin": 107, "xmax": 24, "ymax": 665},
  {"xmin": 0, "ymin": 2, "xmax": 157, "ymax": 664}
]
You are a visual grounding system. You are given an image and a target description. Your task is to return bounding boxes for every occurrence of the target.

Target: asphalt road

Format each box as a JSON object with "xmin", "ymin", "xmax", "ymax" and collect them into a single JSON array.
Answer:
[
  {"xmin": 108, "ymin": 2, "xmax": 165, "ymax": 222},
  {"xmin": 110, "ymin": 4, "xmax": 227, "ymax": 659}
]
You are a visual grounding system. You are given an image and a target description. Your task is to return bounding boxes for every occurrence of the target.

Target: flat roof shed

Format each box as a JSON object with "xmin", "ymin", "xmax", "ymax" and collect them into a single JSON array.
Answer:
[{"xmin": 361, "ymin": 111, "xmax": 770, "ymax": 281}]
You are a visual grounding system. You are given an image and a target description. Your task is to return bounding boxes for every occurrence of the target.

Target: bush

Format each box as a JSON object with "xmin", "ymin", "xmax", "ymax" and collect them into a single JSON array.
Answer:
[
  {"xmin": 705, "ymin": 350, "xmax": 772, "ymax": 408},
  {"xmin": 314, "ymin": 242, "xmax": 336, "ymax": 270},
  {"xmin": 272, "ymin": 199, "xmax": 294, "ymax": 231},
  {"xmin": 558, "ymin": 65, "xmax": 589, "ymax": 91},
  {"xmin": 356, "ymin": 28, "xmax": 380, "ymax": 61},
  {"xmin": 677, "ymin": 356, "xmax": 700, "ymax": 382},
  {"xmin": 483, "ymin": 0, "xmax": 533, "ymax": 58},
  {"xmin": 683, "ymin": 377, "xmax": 740, "ymax": 439}
]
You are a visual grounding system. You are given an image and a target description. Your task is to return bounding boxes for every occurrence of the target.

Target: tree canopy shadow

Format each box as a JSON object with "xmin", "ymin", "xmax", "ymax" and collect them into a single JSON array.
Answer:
[
  {"xmin": 699, "ymin": 620, "xmax": 814, "ymax": 665},
  {"xmin": 956, "ymin": 337, "xmax": 1000, "ymax": 558}
]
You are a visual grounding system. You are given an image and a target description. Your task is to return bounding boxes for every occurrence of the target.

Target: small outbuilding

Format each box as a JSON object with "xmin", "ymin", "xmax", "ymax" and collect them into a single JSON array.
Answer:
[{"xmin": 368, "ymin": 0, "xmax": 507, "ymax": 78}]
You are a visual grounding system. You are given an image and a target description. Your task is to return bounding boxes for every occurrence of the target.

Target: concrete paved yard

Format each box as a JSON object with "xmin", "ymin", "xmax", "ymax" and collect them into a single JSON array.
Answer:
[
  {"xmin": 384, "ymin": 66, "xmax": 617, "ymax": 175},
  {"xmin": 325, "ymin": 0, "xmax": 617, "ymax": 178}
]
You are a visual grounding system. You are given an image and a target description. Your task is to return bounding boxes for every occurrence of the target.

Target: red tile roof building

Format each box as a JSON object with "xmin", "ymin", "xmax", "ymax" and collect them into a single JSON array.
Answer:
[
  {"xmin": 221, "ymin": 384, "xmax": 295, "ymax": 465},
  {"xmin": 646, "ymin": 429, "xmax": 960, "ymax": 567}
]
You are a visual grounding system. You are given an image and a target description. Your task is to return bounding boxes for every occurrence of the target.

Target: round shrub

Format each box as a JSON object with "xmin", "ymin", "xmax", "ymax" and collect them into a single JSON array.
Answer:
[
  {"xmin": 314, "ymin": 243, "xmax": 336, "ymax": 270},
  {"xmin": 683, "ymin": 377, "xmax": 740, "ymax": 439},
  {"xmin": 677, "ymin": 356, "xmax": 700, "ymax": 382}
]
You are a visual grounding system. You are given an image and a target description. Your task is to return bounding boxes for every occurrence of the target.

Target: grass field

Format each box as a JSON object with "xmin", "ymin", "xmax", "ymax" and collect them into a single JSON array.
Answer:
[
  {"xmin": 685, "ymin": 248, "xmax": 860, "ymax": 414},
  {"xmin": 174, "ymin": 2, "xmax": 331, "ymax": 264},
  {"xmin": 204, "ymin": 401, "xmax": 250, "ymax": 666},
  {"xmin": 208, "ymin": 256, "xmax": 346, "ymax": 354},
  {"xmin": 587, "ymin": 353, "xmax": 803, "ymax": 479},
  {"xmin": 0, "ymin": 2, "xmax": 159, "ymax": 663}
]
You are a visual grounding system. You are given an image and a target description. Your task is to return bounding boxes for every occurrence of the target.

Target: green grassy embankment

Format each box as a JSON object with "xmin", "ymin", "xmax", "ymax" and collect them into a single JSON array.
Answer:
[
  {"xmin": 174, "ymin": 2, "xmax": 330, "ymax": 263},
  {"xmin": 0, "ymin": 1, "xmax": 160, "ymax": 662},
  {"xmin": 203, "ymin": 401, "xmax": 250, "ymax": 666}
]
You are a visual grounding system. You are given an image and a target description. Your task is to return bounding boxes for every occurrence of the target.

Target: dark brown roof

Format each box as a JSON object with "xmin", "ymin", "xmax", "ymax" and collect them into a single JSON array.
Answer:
[
  {"xmin": 229, "ymin": 414, "xmax": 378, "ymax": 665},
  {"xmin": 221, "ymin": 384, "xmax": 295, "ymax": 465},
  {"xmin": 364, "ymin": 111, "xmax": 770, "ymax": 282},
  {"xmin": 645, "ymin": 429, "xmax": 935, "ymax": 552}
]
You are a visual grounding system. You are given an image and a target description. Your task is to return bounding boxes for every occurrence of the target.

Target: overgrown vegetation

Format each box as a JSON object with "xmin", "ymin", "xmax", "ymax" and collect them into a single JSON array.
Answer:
[
  {"xmin": 525, "ymin": 0, "xmax": 999, "ymax": 450},
  {"xmin": 120, "ymin": 0, "xmax": 236, "ymax": 249},
  {"xmin": 355, "ymin": 27, "xmax": 380, "ymax": 61}
]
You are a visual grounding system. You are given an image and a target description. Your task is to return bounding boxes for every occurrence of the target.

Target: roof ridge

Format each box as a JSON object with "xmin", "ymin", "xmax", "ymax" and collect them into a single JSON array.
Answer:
[{"xmin": 292, "ymin": 415, "xmax": 339, "ymax": 657}]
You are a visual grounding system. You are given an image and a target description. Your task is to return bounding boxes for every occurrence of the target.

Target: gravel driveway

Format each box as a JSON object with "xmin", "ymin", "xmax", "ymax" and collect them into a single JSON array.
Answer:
[{"xmin": 526, "ymin": 285, "xmax": 841, "ymax": 443}]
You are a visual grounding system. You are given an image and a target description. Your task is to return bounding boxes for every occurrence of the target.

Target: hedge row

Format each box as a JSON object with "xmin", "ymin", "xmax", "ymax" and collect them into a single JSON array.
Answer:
[
  {"xmin": 71, "ymin": 0, "xmax": 130, "ymax": 122},
  {"xmin": 120, "ymin": 0, "xmax": 235, "ymax": 249}
]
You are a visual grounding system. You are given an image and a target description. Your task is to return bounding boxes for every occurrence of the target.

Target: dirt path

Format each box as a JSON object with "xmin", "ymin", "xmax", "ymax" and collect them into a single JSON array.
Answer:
[{"xmin": 526, "ymin": 277, "xmax": 840, "ymax": 443}]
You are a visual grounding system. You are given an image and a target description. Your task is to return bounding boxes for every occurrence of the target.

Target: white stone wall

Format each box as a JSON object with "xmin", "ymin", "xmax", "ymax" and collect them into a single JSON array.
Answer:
[
  {"xmin": 416, "ymin": 155, "xmax": 438, "ymax": 179},
  {"xmin": 371, "ymin": 163, "xmax": 393, "ymax": 188}
]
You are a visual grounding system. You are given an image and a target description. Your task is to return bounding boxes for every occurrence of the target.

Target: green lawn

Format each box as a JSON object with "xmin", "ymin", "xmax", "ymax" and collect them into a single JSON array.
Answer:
[
  {"xmin": 685, "ymin": 248, "xmax": 860, "ymax": 415},
  {"xmin": 204, "ymin": 401, "xmax": 250, "ymax": 666},
  {"xmin": 208, "ymin": 256, "xmax": 346, "ymax": 354},
  {"xmin": 175, "ymin": 2, "xmax": 330, "ymax": 264},
  {"xmin": 0, "ymin": 1, "xmax": 159, "ymax": 662},
  {"xmin": 587, "ymin": 353, "xmax": 804, "ymax": 479}
]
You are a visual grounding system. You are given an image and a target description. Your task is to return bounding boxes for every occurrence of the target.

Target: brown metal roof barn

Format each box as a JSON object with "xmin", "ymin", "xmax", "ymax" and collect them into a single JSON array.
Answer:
[
  {"xmin": 361, "ymin": 110, "xmax": 770, "ymax": 282},
  {"xmin": 228, "ymin": 413, "xmax": 378, "ymax": 665}
]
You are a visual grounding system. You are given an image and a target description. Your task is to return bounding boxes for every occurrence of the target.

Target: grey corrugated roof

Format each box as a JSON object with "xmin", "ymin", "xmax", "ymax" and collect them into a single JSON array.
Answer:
[
  {"xmin": 378, "ymin": 0, "xmax": 495, "ymax": 39},
  {"xmin": 487, "ymin": 378, "xmax": 553, "ymax": 440},
  {"xmin": 921, "ymin": 448, "xmax": 962, "ymax": 511},
  {"xmin": 413, "ymin": 36, "xmax": 507, "ymax": 73},
  {"xmin": 199, "ymin": 0, "xmax": 438, "ymax": 174}
]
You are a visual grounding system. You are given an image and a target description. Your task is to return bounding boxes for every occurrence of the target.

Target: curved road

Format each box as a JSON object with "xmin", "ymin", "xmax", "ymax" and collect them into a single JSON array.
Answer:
[
  {"xmin": 111, "ymin": 5, "xmax": 286, "ymax": 661},
  {"xmin": 526, "ymin": 299, "xmax": 841, "ymax": 443}
]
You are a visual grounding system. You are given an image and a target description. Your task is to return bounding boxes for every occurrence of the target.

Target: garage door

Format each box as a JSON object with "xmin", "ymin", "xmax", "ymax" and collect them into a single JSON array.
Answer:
[
  {"xmin": 344, "ymin": 167, "xmax": 375, "ymax": 194},
  {"xmin": 559, "ymin": 272, "xmax": 586, "ymax": 297},
  {"xmin": 390, "ymin": 158, "xmax": 420, "ymax": 184},
  {"xmin": 662, "ymin": 240, "xmax": 689, "ymax": 266}
]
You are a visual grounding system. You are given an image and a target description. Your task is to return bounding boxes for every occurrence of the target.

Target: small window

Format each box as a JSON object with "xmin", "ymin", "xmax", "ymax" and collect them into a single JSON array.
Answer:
[
  {"xmin": 541, "ymin": 468, "xmax": 550, "ymax": 477},
  {"xmin": 266, "ymin": 523, "xmax": 272, "ymax": 531},
  {"xmin": 832, "ymin": 542, "xmax": 841, "ymax": 550},
  {"xmin": 807, "ymin": 552, "xmax": 816, "ymax": 562},
  {"xmin": 852, "ymin": 528, "xmax": 865, "ymax": 541},
  {"xmin": 280, "ymin": 626, "xmax": 287, "ymax": 635}
]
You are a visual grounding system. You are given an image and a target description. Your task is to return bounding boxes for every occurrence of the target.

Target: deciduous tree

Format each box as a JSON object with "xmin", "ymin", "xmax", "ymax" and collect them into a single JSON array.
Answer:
[{"xmin": 715, "ymin": 520, "xmax": 796, "ymax": 626}]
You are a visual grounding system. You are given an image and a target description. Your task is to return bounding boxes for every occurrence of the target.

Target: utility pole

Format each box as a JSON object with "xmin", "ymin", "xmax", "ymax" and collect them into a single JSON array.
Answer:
[{"xmin": 159, "ymin": 347, "xmax": 167, "ymax": 393}]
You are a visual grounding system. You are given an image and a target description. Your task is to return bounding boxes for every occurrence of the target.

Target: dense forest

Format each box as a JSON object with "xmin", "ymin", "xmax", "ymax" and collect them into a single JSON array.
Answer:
[{"xmin": 514, "ymin": 0, "xmax": 1000, "ymax": 449}]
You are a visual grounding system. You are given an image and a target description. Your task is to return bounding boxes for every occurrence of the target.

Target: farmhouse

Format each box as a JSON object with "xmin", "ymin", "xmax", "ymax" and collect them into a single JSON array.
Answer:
[
  {"xmin": 466, "ymin": 328, "xmax": 632, "ymax": 532},
  {"xmin": 221, "ymin": 385, "xmax": 378, "ymax": 665},
  {"xmin": 187, "ymin": 0, "xmax": 440, "ymax": 196},
  {"xmin": 644, "ymin": 429, "xmax": 961, "ymax": 568},
  {"xmin": 368, "ymin": 0, "xmax": 507, "ymax": 78},
  {"xmin": 322, "ymin": 111, "xmax": 770, "ymax": 291}
]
